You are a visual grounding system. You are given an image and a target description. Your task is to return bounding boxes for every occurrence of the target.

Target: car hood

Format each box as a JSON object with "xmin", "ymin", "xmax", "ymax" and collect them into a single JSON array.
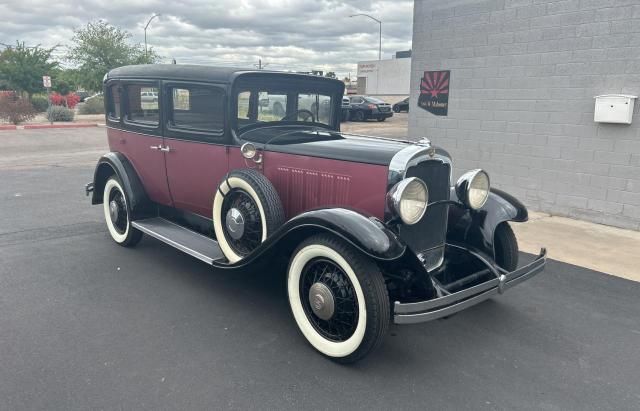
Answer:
[{"xmin": 240, "ymin": 126, "xmax": 410, "ymax": 166}]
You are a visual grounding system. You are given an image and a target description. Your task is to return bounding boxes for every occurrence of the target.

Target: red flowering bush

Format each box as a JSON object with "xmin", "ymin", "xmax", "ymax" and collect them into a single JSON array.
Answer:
[{"xmin": 49, "ymin": 92, "xmax": 81, "ymax": 109}]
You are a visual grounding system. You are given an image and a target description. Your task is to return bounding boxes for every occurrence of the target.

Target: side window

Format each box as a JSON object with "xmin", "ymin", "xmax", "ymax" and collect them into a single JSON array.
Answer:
[
  {"xmin": 169, "ymin": 86, "xmax": 224, "ymax": 133},
  {"xmin": 107, "ymin": 84, "xmax": 121, "ymax": 120},
  {"xmin": 125, "ymin": 84, "xmax": 159, "ymax": 126},
  {"xmin": 237, "ymin": 91, "xmax": 251, "ymax": 120}
]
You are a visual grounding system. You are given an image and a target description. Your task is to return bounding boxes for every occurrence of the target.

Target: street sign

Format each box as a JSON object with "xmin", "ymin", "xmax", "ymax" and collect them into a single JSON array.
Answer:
[{"xmin": 42, "ymin": 76, "xmax": 51, "ymax": 88}]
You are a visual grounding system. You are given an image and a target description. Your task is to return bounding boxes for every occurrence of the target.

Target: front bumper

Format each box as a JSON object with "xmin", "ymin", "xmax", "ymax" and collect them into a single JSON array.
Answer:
[{"xmin": 394, "ymin": 246, "xmax": 547, "ymax": 324}]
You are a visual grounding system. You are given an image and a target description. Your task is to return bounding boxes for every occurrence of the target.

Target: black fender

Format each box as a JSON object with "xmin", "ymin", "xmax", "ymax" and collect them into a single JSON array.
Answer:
[
  {"xmin": 447, "ymin": 188, "xmax": 528, "ymax": 260},
  {"xmin": 91, "ymin": 152, "xmax": 152, "ymax": 219},
  {"xmin": 213, "ymin": 208, "xmax": 407, "ymax": 269}
]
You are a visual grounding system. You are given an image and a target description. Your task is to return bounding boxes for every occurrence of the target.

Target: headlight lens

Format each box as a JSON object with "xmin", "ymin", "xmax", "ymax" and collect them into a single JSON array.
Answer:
[
  {"xmin": 456, "ymin": 169, "xmax": 490, "ymax": 210},
  {"xmin": 388, "ymin": 177, "xmax": 429, "ymax": 225}
]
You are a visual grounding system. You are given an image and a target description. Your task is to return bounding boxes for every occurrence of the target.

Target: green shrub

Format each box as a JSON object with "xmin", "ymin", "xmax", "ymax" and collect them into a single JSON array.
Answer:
[
  {"xmin": 31, "ymin": 95, "xmax": 49, "ymax": 112},
  {"xmin": 46, "ymin": 105, "xmax": 75, "ymax": 122},
  {"xmin": 78, "ymin": 95, "xmax": 105, "ymax": 114},
  {"xmin": 0, "ymin": 96, "xmax": 37, "ymax": 124}
]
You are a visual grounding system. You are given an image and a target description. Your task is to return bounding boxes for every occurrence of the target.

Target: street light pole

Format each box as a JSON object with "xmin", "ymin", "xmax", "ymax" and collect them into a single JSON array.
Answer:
[
  {"xmin": 144, "ymin": 13, "xmax": 161, "ymax": 59},
  {"xmin": 349, "ymin": 13, "xmax": 382, "ymax": 60}
]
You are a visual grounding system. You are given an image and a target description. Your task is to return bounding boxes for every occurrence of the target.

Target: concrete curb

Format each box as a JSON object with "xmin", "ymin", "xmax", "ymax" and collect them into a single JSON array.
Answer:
[{"xmin": 0, "ymin": 123, "xmax": 100, "ymax": 131}]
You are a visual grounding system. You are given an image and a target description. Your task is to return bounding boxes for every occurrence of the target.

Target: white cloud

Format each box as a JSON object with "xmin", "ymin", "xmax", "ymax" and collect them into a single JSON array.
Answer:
[{"xmin": 0, "ymin": 0, "xmax": 413, "ymax": 78}]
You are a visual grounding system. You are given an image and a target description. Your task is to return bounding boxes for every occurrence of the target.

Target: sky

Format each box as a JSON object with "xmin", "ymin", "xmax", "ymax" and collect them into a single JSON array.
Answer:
[{"xmin": 0, "ymin": 0, "xmax": 414, "ymax": 78}]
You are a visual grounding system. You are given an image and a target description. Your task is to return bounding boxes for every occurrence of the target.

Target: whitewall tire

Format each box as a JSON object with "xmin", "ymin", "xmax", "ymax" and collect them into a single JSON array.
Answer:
[
  {"xmin": 213, "ymin": 169, "xmax": 284, "ymax": 263},
  {"xmin": 103, "ymin": 176, "xmax": 142, "ymax": 247},
  {"xmin": 287, "ymin": 234, "xmax": 390, "ymax": 363}
]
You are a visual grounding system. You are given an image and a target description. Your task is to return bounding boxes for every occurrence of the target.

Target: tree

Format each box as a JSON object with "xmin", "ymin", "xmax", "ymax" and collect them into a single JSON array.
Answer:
[
  {"xmin": 67, "ymin": 20, "xmax": 159, "ymax": 92},
  {"xmin": 0, "ymin": 42, "xmax": 59, "ymax": 99}
]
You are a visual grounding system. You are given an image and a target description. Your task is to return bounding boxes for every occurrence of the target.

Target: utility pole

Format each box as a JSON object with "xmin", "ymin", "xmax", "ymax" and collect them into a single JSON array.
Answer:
[{"xmin": 255, "ymin": 58, "xmax": 269, "ymax": 70}]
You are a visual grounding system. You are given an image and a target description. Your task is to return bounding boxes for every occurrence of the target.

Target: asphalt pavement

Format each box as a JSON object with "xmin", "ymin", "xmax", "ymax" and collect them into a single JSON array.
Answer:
[{"xmin": 1, "ymin": 128, "xmax": 639, "ymax": 410}]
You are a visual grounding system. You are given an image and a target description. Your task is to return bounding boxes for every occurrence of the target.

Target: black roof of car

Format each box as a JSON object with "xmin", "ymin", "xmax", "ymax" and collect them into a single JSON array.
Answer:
[{"xmin": 105, "ymin": 64, "xmax": 343, "ymax": 86}]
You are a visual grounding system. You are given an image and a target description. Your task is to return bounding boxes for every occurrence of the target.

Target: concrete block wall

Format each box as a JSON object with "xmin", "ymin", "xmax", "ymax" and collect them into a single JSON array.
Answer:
[{"xmin": 409, "ymin": 0, "xmax": 640, "ymax": 230}]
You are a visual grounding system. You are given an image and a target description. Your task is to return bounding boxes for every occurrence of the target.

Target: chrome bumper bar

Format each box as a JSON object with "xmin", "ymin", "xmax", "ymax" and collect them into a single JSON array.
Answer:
[{"xmin": 393, "ymin": 248, "xmax": 547, "ymax": 324}]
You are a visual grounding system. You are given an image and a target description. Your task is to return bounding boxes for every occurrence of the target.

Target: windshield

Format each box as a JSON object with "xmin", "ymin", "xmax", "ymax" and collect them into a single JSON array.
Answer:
[{"xmin": 236, "ymin": 88, "xmax": 334, "ymax": 131}]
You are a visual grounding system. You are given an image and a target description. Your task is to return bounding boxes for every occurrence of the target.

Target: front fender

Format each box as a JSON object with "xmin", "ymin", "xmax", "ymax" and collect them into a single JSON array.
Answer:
[
  {"xmin": 218, "ymin": 208, "xmax": 407, "ymax": 269},
  {"xmin": 447, "ymin": 188, "xmax": 528, "ymax": 259},
  {"xmin": 91, "ymin": 152, "xmax": 151, "ymax": 219}
]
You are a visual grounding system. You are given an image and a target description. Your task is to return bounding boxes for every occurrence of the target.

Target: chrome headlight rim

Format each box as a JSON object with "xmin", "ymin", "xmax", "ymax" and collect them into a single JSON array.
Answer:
[
  {"xmin": 456, "ymin": 169, "xmax": 490, "ymax": 210},
  {"xmin": 387, "ymin": 177, "xmax": 429, "ymax": 225}
]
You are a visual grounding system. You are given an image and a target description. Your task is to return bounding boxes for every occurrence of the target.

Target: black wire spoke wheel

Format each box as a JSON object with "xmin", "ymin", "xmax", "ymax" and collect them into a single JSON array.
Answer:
[
  {"xmin": 108, "ymin": 188, "xmax": 128, "ymax": 235},
  {"xmin": 221, "ymin": 188, "xmax": 263, "ymax": 256},
  {"xmin": 300, "ymin": 258, "xmax": 359, "ymax": 342}
]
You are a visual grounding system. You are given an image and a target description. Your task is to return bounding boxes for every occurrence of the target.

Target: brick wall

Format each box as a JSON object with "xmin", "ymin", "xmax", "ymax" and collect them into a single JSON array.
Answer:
[{"xmin": 409, "ymin": 0, "xmax": 640, "ymax": 230}]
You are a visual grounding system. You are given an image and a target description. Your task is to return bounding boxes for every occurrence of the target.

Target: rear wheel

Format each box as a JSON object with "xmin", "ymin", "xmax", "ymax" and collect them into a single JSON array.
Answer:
[
  {"xmin": 393, "ymin": 106, "xmax": 400, "ymax": 113},
  {"xmin": 353, "ymin": 110, "xmax": 365, "ymax": 122},
  {"xmin": 494, "ymin": 222, "xmax": 519, "ymax": 271},
  {"xmin": 102, "ymin": 176, "xmax": 142, "ymax": 247},
  {"xmin": 287, "ymin": 234, "xmax": 390, "ymax": 363}
]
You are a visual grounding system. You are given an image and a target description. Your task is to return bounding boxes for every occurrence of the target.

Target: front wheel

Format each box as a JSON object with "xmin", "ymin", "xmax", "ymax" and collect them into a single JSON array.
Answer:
[
  {"xmin": 494, "ymin": 222, "xmax": 519, "ymax": 271},
  {"xmin": 103, "ymin": 176, "xmax": 142, "ymax": 247},
  {"xmin": 353, "ymin": 110, "xmax": 365, "ymax": 122},
  {"xmin": 287, "ymin": 234, "xmax": 390, "ymax": 363}
]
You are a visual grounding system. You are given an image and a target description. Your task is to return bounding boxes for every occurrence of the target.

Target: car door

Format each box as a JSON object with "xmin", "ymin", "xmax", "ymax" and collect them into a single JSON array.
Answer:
[
  {"xmin": 162, "ymin": 82, "xmax": 229, "ymax": 218},
  {"xmin": 107, "ymin": 81, "xmax": 172, "ymax": 206}
]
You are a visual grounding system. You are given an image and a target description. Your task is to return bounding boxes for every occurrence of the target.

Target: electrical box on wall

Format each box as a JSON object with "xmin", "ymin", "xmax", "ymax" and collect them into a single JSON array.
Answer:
[{"xmin": 594, "ymin": 94, "xmax": 637, "ymax": 124}]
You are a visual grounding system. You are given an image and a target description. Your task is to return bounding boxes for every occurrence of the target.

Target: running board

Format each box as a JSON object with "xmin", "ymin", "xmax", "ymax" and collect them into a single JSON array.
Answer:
[{"xmin": 131, "ymin": 217, "xmax": 226, "ymax": 264}]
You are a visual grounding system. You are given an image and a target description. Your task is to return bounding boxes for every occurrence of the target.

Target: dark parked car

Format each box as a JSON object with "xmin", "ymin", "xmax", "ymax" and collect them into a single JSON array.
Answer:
[
  {"xmin": 86, "ymin": 65, "xmax": 546, "ymax": 363},
  {"xmin": 347, "ymin": 95, "xmax": 393, "ymax": 122},
  {"xmin": 393, "ymin": 97, "xmax": 409, "ymax": 113}
]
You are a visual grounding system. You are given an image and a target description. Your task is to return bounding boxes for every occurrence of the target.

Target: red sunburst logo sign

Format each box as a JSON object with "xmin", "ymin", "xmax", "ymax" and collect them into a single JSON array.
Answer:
[{"xmin": 418, "ymin": 70, "xmax": 450, "ymax": 116}]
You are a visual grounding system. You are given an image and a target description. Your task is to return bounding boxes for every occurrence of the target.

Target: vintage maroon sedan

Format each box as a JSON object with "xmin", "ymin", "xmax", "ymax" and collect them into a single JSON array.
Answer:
[{"xmin": 86, "ymin": 65, "xmax": 546, "ymax": 363}]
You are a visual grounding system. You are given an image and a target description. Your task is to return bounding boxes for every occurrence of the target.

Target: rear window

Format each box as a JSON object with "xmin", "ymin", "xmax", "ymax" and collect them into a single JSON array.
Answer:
[
  {"xmin": 124, "ymin": 84, "xmax": 159, "ymax": 126},
  {"xmin": 169, "ymin": 86, "xmax": 224, "ymax": 133},
  {"xmin": 365, "ymin": 97, "xmax": 386, "ymax": 104}
]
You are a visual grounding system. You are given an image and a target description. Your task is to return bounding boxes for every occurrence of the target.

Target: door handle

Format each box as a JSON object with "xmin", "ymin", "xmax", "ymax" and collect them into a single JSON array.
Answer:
[
  {"xmin": 159, "ymin": 146, "xmax": 172, "ymax": 152},
  {"xmin": 150, "ymin": 145, "xmax": 161, "ymax": 150}
]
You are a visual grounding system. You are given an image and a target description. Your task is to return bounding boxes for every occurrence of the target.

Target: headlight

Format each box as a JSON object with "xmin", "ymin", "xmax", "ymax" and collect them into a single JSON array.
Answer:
[
  {"xmin": 456, "ymin": 169, "xmax": 490, "ymax": 210},
  {"xmin": 387, "ymin": 177, "xmax": 429, "ymax": 225}
]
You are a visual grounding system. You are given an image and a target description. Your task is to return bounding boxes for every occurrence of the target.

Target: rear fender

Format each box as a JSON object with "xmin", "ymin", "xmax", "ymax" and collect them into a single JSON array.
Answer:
[
  {"xmin": 447, "ymin": 188, "xmax": 528, "ymax": 259},
  {"xmin": 91, "ymin": 152, "xmax": 152, "ymax": 219}
]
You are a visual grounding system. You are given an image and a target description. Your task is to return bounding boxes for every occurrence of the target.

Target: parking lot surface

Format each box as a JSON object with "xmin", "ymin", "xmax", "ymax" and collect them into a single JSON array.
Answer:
[{"xmin": 1, "ymin": 128, "xmax": 639, "ymax": 410}]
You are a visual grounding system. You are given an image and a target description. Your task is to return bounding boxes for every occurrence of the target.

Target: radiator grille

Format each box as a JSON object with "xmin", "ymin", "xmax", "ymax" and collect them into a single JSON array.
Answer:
[{"xmin": 398, "ymin": 160, "xmax": 450, "ymax": 271}]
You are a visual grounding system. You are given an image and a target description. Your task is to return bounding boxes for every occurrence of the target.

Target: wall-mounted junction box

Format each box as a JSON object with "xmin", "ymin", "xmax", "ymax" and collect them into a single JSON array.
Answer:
[{"xmin": 594, "ymin": 94, "xmax": 637, "ymax": 124}]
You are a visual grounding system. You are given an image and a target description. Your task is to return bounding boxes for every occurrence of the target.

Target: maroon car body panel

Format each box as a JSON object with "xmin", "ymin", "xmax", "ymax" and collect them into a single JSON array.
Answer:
[
  {"xmin": 107, "ymin": 128, "xmax": 173, "ymax": 206},
  {"xmin": 164, "ymin": 139, "xmax": 229, "ymax": 217},
  {"xmin": 262, "ymin": 150, "xmax": 388, "ymax": 219}
]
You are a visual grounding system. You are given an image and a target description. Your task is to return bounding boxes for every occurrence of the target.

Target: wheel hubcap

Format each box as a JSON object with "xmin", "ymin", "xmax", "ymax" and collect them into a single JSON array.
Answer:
[
  {"xmin": 109, "ymin": 200, "xmax": 119, "ymax": 222},
  {"xmin": 225, "ymin": 207, "xmax": 245, "ymax": 240},
  {"xmin": 308, "ymin": 282, "xmax": 335, "ymax": 320},
  {"xmin": 299, "ymin": 258, "xmax": 359, "ymax": 342}
]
